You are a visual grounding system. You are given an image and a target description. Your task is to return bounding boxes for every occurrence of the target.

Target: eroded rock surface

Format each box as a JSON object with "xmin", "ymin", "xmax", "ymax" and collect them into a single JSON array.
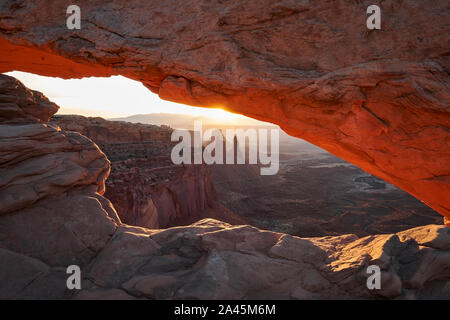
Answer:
[
  {"xmin": 0, "ymin": 74, "xmax": 120, "ymax": 298},
  {"xmin": 0, "ymin": 76, "xmax": 112, "ymax": 215},
  {"xmin": 0, "ymin": 0, "xmax": 449, "ymax": 221},
  {"xmin": 0, "ymin": 74, "xmax": 449, "ymax": 299}
]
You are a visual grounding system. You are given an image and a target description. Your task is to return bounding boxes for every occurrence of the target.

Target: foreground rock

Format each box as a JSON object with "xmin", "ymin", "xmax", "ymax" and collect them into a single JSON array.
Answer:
[
  {"xmin": 3, "ymin": 214, "xmax": 450, "ymax": 299},
  {"xmin": 0, "ymin": 74, "xmax": 120, "ymax": 298},
  {"xmin": 0, "ymin": 74, "xmax": 449, "ymax": 299},
  {"xmin": 76, "ymin": 220, "xmax": 450, "ymax": 300},
  {"xmin": 0, "ymin": 1, "xmax": 449, "ymax": 221},
  {"xmin": 0, "ymin": 76, "xmax": 112, "ymax": 216}
]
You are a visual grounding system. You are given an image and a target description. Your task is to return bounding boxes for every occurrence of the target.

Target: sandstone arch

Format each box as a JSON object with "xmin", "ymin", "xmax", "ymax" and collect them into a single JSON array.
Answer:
[{"xmin": 0, "ymin": 0, "xmax": 449, "ymax": 222}]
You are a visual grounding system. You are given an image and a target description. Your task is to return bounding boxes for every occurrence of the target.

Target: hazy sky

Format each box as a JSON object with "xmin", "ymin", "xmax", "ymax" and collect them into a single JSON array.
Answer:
[{"xmin": 5, "ymin": 71, "xmax": 249, "ymax": 121}]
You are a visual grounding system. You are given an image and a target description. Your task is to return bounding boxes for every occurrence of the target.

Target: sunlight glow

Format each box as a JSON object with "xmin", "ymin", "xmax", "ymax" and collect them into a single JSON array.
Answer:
[{"xmin": 5, "ymin": 71, "xmax": 247, "ymax": 122}]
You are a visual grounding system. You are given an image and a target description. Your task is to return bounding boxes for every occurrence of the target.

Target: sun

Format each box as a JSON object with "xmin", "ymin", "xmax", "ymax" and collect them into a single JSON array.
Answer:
[{"xmin": 197, "ymin": 107, "xmax": 243, "ymax": 120}]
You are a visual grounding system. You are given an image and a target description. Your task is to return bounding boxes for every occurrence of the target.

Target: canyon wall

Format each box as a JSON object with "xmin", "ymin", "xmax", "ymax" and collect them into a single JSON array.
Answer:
[
  {"xmin": 50, "ymin": 115, "xmax": 245, "ymax": 228},
  {"xmin": 104, "ymin": 164, "xmax": 245, "ymax": 228},
  {"xmin": 50, "ymin": 115, "xmax": 173, "ymax": 145},
  {"xmin": 0, "ymin": 0, "xmax": 448, "ymax": 222}
]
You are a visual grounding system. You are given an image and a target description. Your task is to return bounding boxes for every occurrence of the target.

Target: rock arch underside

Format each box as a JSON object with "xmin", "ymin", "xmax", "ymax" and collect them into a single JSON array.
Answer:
[{"xmin": 0, "ymin": 0, "xmax": 449, "ymax": 299}]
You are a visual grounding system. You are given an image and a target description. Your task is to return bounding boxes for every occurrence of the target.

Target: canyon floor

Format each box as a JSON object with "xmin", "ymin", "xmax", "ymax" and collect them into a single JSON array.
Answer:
[{"xmin": 213, "ymin": 151, "xmax": 443, "ymax": 237}]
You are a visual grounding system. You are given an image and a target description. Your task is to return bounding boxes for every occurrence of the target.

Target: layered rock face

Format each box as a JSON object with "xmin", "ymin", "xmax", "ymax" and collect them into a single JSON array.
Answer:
[
  {"xmin": 104, "ymin": 165, "xmax": 245, "ymax": 228},
  {"xmin": 0, "ymin": 76, "xmax": 113, "ymax": 215},
  {"xmin": 50, "ymin": 115, "xmax": 173, "ymax": 145},
  {"xmin": 50, "ymin": 115, "xmax": 245, "ymax": 228},
  {"xmin": 0, "ymin": 0, "xmax": 449, "ymax": 222},
  {"xmin": 0, "ymin": 74, "xmax": 121, "ymax": 298}
]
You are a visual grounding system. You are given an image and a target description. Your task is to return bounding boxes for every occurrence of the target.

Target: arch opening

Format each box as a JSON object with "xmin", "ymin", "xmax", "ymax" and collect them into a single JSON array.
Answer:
[{"xmin": 4, "ymin": 70, "xmax": 444, "ymax": 236}]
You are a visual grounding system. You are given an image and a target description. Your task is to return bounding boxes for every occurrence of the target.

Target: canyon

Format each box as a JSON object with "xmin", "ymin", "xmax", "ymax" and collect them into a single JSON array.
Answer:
[
  {"xmin": 50, "ymin": 114, "xmax": 442, "ymax": 238},
  {"xmin": 50, "ymin": 115, "xmax": 245, "ymax": 229},
  {"xmin": 212, "ymin": 151, "xmax": 444, "ymax": 238},
  {"xmin": 0, "ymin": 0, "xmax": 449, "ymax": 222},
  {"xmin": 0, "ymin": 74, "xmax": 448, "ymax": 299}
]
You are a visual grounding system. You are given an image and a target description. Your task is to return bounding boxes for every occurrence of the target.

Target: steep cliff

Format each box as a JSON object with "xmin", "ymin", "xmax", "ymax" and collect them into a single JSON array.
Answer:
[
  {"xmin": 0, "ymin": 1, "xmax": 449, "ymax": 222},
  {"xmin": 105, "ymin": 164, "xmax": 245, "ymax": 228}
]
